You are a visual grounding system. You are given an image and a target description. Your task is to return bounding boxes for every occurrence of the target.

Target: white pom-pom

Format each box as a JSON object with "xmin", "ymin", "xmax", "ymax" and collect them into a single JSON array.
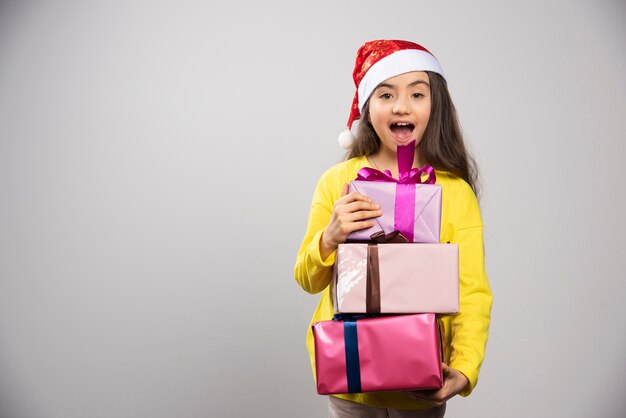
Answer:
[
  {"xmin": 337, "ymin": 120, "xmax": 359, "ymax": 150},
  {"xmin": 338, "ymin": 129, "xmax": 355, "ymax": 150}
]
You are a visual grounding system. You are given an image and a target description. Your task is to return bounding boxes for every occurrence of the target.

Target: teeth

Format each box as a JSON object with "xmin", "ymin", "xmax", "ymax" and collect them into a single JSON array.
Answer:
[{"xmin": 396, "ymin": 122, "xmax": 410, "ymax": 126}]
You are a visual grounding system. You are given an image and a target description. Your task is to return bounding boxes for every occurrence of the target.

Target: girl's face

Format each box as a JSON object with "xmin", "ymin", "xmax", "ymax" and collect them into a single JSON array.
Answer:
[{"xmin": 367, "ymin": 71, "xmax": 432, "ymax": 155}]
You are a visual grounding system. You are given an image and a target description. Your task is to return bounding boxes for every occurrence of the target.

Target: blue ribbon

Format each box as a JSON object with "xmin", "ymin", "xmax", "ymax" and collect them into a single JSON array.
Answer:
[
  {"xmin": 343, "ymin": 319, "xmax": 362, "ymax": 393},
  {"xmin": 333, "ymin": 313, "xmax": 369, "ymax": 321}
]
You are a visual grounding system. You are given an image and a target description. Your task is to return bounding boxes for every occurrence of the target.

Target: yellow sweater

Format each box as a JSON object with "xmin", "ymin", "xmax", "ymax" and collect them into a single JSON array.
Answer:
[{"xmin": 294, "ymin": 156, "xmax": 493, "ymax": 409}]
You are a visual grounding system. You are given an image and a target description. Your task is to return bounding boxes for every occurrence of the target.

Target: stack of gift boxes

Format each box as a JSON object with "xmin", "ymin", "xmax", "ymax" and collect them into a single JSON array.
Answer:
[{"xmin": 312, "ymin": 142, "xmax": 459, "ymax": 395}]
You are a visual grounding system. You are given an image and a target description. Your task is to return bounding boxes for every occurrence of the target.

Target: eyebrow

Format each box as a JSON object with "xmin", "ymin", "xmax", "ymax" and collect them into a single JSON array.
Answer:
[{"xmin": 376, "ymin": 79, "xmax": 430, "ymax": 89}]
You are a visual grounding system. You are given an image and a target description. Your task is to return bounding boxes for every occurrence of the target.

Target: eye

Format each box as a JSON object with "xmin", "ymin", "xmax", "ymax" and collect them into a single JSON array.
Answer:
[
  {"xmin": 379, "ymin": 92, "xmax": 393, "ymax": 99},
  {"xmin": 412, "ymin": 92, "xmax": 425, "ymax": 99}
]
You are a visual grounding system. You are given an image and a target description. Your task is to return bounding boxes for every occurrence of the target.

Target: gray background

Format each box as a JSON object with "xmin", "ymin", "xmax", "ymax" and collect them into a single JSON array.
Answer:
[{"xmin": 1, "ymin": 0, "xmax": 625, "ymax": 417}]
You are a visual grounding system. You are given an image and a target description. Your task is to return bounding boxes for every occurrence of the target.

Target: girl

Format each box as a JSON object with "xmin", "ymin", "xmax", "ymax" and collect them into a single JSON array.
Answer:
[{"xmin": 294, "ymin": 39, "xmax": 492, "ymax": 418}]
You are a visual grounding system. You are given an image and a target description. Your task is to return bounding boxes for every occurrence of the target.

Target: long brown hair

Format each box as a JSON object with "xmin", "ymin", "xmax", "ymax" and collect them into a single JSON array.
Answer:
[{"xmin": 345, "ymin": 71, "xmax": 480, "ymax": 195}]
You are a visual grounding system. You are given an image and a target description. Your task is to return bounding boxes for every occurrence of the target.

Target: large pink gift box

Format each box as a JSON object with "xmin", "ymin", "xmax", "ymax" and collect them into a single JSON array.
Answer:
[
  {"xmin": 312, "ymin": 313, "xmax": 443, "ymax": 395},
  {"xmin": 333, "ymin": 243, "xmax": 459, "ymax": 314}
]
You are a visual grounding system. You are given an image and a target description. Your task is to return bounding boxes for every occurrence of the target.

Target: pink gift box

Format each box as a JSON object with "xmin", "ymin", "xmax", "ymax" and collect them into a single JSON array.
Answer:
[
  {"xmin": 346, "ymin": 180, "xmax": 441, "ymax": 243},
  {"xmin": 312, "ymin": 313, "xmax": 443, "ymax": 395},
  {"xmin": 333, "ymin": 243, "xmax": 459, "ymax": 314}
]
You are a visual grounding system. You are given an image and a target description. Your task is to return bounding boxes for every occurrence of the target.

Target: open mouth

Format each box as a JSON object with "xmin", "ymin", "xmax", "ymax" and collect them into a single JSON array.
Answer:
[{"xmin": 390, "ymin": 122, "xmax": 415, "ymax": 141}]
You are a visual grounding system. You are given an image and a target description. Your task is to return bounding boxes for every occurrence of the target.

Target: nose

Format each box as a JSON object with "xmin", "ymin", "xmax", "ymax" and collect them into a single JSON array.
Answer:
[{"xmin": 392, "ymin": 95, "xmax": 410, "ymax": 115}]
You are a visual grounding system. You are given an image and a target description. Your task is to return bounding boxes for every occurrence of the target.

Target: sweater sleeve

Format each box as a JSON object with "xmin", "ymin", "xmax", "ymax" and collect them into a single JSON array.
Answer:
[
  {"xmin": 447, "ymin": 183, "xmax": 493, "ymax": 396},
  {"xmin": 294, "ymin": 169, "xmax": 339, "ymax": 294}
]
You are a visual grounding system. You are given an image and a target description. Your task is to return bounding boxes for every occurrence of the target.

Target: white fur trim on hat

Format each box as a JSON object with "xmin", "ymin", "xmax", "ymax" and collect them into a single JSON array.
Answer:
[{"xmin": 357, "ymin": 49, "xmax": 445, "ymax": 111}]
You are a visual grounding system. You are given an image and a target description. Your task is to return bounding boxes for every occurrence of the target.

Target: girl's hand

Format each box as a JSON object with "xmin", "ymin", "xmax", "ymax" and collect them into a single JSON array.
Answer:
[
  {"xmin": 320, "ymin": 183, "xmax": 382, "ymax": 260},
  {"xmin": 405, "ymin": 364, "xmax": 469, "ymax": 407}
]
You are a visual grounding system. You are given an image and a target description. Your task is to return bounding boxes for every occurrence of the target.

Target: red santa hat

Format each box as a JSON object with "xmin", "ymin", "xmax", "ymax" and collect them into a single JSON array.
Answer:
[{"xmin": 338, "ymin": 39, "xmax": 446, "ymax": 149}]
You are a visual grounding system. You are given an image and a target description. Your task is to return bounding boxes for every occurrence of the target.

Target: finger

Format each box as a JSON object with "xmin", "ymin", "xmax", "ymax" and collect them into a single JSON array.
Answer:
[
  {"xmin": 341, "ymin": 200, "xmax": 381, "ymax": 214},
  {"xmin": 342, "ymin": 210, "xmax": 383, "ymax": 223},
  {"xmin": 337, "ymin": 191, "xmax": 373, "ymax": 205},
  {"xmin": 340, "ymin": 200, "xmax": 382, "ymax": 215},
  {"xmin": 441, "ymin": 363, "xmax": 451, "ymax": 378},
  {"xmin": 335, "ymin": 220, "xmax": 377, "ymax": 237}
]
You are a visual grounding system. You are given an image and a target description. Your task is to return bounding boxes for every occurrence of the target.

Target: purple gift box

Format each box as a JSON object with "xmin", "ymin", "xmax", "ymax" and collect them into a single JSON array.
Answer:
[
  {"xmin": 346, "ymin": 142, "xmax": 441, "ymax": 243},
  {"xmin": 347, "ymin": 180, "xmax": 441, "ymax": 243}
]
